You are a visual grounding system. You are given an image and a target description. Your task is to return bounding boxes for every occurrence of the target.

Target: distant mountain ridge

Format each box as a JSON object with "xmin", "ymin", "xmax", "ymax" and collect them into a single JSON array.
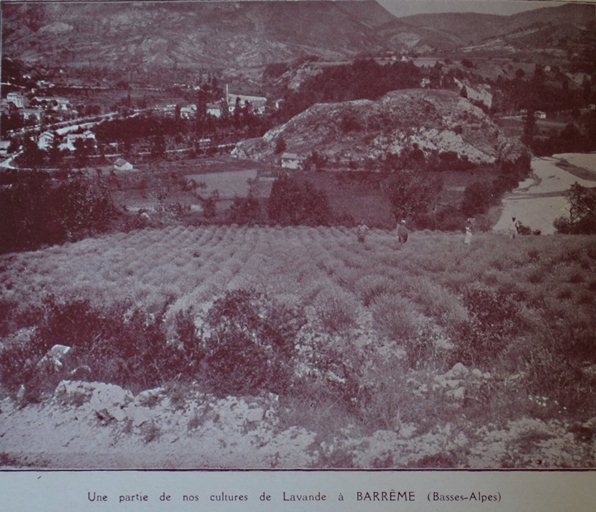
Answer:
[
  {"xmin": 400, "ymin": 3, "xmax": 594, "ymax": 49},
  {"xmin": 1, "ymin": 1, "xmax": 395, "ymax": 78},
  {"xmin": 1, "ymin": 1, "xmax": 594, "ymax": 78}
]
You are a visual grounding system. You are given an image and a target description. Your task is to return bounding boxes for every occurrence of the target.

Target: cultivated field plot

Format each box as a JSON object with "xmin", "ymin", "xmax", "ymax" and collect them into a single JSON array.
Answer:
[{"xmin": 0, "ymin": 226, "xmax": 595, "ymax": 468}]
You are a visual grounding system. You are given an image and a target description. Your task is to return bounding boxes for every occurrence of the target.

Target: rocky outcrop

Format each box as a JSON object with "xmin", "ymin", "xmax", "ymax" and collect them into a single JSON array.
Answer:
[{"xmin": 233, "ymin": 89, "xmax": 525, "ymax": 166}]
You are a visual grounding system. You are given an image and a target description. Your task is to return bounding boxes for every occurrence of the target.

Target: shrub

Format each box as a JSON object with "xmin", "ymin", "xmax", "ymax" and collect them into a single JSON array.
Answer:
[
  {"xmin": 201, "ymin": 289, "xmax": 305, "ymax": 396},
  {"xmin": 0, "ymin": 296, "xmax": 190, "ymax": 398},
  {"xmin": 314, "ymin": 286, "xmax": 359, "ymax": 333},
  {"xmin": 227, "ymin": 195, "xmax": 262, "ymax": 225},
  {"xmin": 451, "ymin": 288, "xmax": 519, "ymax": 367},
  {"xmin": 371, "ymin": 293, "xmax": 433, "ymax": 368},
  {"xmin": 355, "ymin": 274, "xmax": 388, "ymax": 306}
]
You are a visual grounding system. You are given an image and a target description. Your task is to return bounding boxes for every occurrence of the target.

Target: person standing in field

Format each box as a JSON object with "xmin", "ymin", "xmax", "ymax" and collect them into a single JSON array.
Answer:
[
  {"xmin": 464, "ymin": 225, "xmax": 473, "ymax": 245},
  {"xmin": 510, "ymin": 217, "xmax": 518, "ymax": 239},
  {"xmin": 397, "ymin": 219, "xmax": 408, "ymax": 243},
  {"xmin": 356, "ymin": 223, "xmax": 369, "ymax": 243},
  {"xmin": 464, "ymin": 218, "xmax": 473, "ymax": 245}
]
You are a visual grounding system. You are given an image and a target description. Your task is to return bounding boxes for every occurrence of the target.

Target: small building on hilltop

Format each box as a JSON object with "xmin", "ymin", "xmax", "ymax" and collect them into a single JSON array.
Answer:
[
  {"xmin": 114, "ymin": 158, "xmax": 134, "ymax": 172},
  {"xmin": 280, "ymin": 152, "xmax": 306, "ymax": 170}
]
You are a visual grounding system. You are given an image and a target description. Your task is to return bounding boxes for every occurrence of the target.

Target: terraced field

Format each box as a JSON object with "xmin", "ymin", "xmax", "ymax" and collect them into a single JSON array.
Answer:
[{"xmin": 0, "ymin": 226, "xmax": 595, "ymax": 468}]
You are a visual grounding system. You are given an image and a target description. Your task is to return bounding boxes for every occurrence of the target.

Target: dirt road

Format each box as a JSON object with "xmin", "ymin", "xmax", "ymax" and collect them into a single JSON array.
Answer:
[{"xmin": 493, "ymin": 153, "xmax": 596, "ymax": 235}]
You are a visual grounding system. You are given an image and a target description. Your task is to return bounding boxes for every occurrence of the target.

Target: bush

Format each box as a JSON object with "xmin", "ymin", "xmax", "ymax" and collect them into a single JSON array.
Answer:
[
  {"xmin": 201, "ymin": 289, "xmax": 305, "ymax": 396},
  {"xmin": 451, "ymin": 288, "xmax": 519, "ymax": 367},
  {"xmin": 371, "ymin": 293, "xmax": 433, "ymax": 368},
  {"xmin": 314, "ymin": 286, "xmax": 359, "ymax": 333},
  {"xmin": 0, "ymin": 296, "xmax": 190, "ymax": 398},
  {"xmin": 554, "ymin": 184, "xmax": 596, "ymax": 234},
  {"xmin": 227, "ymin": 195, "xmax": 262, "ymax": 225}
]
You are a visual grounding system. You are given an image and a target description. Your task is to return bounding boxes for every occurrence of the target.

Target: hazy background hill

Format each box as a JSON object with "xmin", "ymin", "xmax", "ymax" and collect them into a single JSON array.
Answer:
[
  {"xmin": 1, "ymin": 1, "xmax": 394, "ymax": 78},
  {"xmin": 400, "ymin": 3, "xmax": 594, "ymax": 48},
  {"xmin": 2, "ymin": 1, "xmax": 594, "ymax": 80}
]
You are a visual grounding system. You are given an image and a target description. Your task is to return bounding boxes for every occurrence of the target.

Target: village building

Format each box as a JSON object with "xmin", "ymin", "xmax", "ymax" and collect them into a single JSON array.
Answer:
[
  {"xmin": 226, "ymin": 91, "xmax": 268, "ymax": 115},
  {"xmin": 33, "ymin": 96, "xmax": 71, "ymax": 112},
  {"xmin": 280, "ymin": 152, "xmax": 306, "ymax": 170},
  {"xmin": 0, "ymin": 140, "xmax": 11, "ymax": 157},
  {"xmin": 21, "ymin": 108, "xmax": 43, "ymax": 123},
  {"xmin": 37, "ymin": 131, "xmax": 55, "ymax": 151},
  {"xmin": 207, "ymin": 103, "xmax": 222, "ymax": 118},
  {"xmin": 180, "ymin": 104, "xmax": 197, "ymax": 119},
  {"xmin": 6, "ymin": 92, "xmax": 25, "ymax": 109},
  {"xmin": 535, "ymin": 110, "xmax": 547, "ymax": 120},
  {"xmin": 113, "ymin": 158, "xmax": 134, "ymax": 172},
  {"xmin": 59, "ymin": 130, "xmax": 96, "ymax": 152}
]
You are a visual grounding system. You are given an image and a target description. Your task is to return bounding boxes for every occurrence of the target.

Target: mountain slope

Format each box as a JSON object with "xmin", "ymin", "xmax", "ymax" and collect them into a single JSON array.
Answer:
[
  {"xmin": 1, "ymin": 1, "xmax": 395, "ymax": 76},
  {"xmin": 401, "ymin": 3, "xmax": 594, "ymax": 47}
]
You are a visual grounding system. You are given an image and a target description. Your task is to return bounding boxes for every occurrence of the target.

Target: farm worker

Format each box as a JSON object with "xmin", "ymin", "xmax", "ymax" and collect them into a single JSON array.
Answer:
[
  {"xmin": 397, "ymin": 219, "xmax": 408, "ymax": 243},
  {"xmin": 509, "ymin": 217, "xmax": 518, "ymax": 239},
  {"xmin": 464, "ymin": 217, "xmax": 473, "ymax": 245},
  {"xmin": 356, "ymin": 223, "xmax": 369, "ymax": 243},
  {"xmin": 464, "ymin": 226, "xmax": 473, "ymax": 245}
]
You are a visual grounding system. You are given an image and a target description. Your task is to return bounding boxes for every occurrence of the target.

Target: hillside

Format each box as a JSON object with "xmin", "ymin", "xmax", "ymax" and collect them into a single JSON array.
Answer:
[
  {"xmin": 1, "ymin": 1, "xmax": 394, "ymax": 78},
  {"xmin": 3, "ymin": 1, "xmax": 593, "ymax": 82},
  {"xmin": 401, "ymin": 3, "xmax": 594, "ymax": 47},
  {"xmin": 234, "ymin": 89, "xmax": 524, "ymax": 165},
  {"xmin": 0, "ymin": 226, "xmax": 594, "ymax": 468}
]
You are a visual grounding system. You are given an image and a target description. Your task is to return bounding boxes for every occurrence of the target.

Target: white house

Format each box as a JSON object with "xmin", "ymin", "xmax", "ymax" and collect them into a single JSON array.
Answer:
[
  {"xmin": 37, "ymin": 131, "xmax": 55, "ymax": 151},
  {"xmin": 227, "ymin": 92, "xmax": 267, "ymax": 115},
  {"xmin": 21, "ymin": 108, "xmax": 43, "ymax": 122},
  {"xmin": 280, "ymin": 152, "xmax": 306, "ymax": 170},
  {"xmin": 180, "ymin": 104, "xmax": 197, "ymax": 119},
  {"xmin": 207, "ymin": 103, "xmax": 222, "ymax": 118},
  {"xmin": 535, "ymin": 111, "xmax": 547, "ymax": 120},
  {"xmin": 114, "ymin": 158, "xmax": 134, "ymax": 171},
  {"xmin": 0, "ymin": 140, "xmax": 11, "ymax": 157},
  {"xmin": 6, "ymin": 92, "xmax": 25, "ymax": 108},
  {"xmin": 59, "ymin": 130, "xmax": 96, "ymax": 151}
]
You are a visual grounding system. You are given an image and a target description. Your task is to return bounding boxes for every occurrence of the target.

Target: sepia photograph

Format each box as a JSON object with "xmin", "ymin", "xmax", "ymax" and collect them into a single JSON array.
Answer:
[{"xmin": 0, "ymin": 0, "xmax": 595, "ymax": 470}]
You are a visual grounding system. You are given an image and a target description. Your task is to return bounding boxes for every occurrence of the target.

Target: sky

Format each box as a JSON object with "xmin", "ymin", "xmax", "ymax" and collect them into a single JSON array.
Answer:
[{"xmin": 377, "ymin": 0, "xmax": 568, "ymax": 17}]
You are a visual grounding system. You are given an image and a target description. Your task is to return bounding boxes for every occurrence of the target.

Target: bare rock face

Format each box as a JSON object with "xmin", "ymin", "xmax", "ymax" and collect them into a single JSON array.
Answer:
[
  {"xmin": 234, "ymin": 89, "xmax": 525, "ymax": 166},
  {"xmin": 36, "ymin": 344, "xmax": 73, "ymax": 373},
  {"xmin": 54, "ymin": 380, "xmax": 133, "ymax": 422}
]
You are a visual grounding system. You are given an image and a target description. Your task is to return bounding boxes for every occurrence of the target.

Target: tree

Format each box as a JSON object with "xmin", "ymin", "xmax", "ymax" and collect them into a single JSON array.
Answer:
[
  {"xmin": 74, "ymin": 138, "xmax": 93, "ymax": 167},
  {"xmin": 274, "ymin": 137, "xmax": 287, "ymax": 154},
  {"xmin": 267, "ymin": 175, "xmax": 330, "ymax": 226},
  {"xmin": 228, "ymin": 195, "xmax": 261, "ymax": 225},
  {"xmin": 554, "ymin": 183, "xmax": 596, "ymax": 234},
  {"xmin": 150, "ymin": 133, "xmax": 166, "ymax": 159},
  {"xmin": 461, "ymin": 181, "xmax": 495, "ymax": 216},
  {"xmin": 19, "ymin": 138, "xmax": 44, "ymax": 168},
  {"xmin": 386, "ymin": 169, "xmax": 442, "ymax": 223},
  {"xmin": 522, "ymin": 109, "xmax": 536, "ymax": 146},
  {"xmin": 203, "ymin": 190, "xmax": 218, "ymax": 218}
]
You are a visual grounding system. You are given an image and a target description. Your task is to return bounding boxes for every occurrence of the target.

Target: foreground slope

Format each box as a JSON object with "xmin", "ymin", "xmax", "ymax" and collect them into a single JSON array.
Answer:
[{"xmin": 0, "ymin": 227, "xmax": 594, "ymax": 468}]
